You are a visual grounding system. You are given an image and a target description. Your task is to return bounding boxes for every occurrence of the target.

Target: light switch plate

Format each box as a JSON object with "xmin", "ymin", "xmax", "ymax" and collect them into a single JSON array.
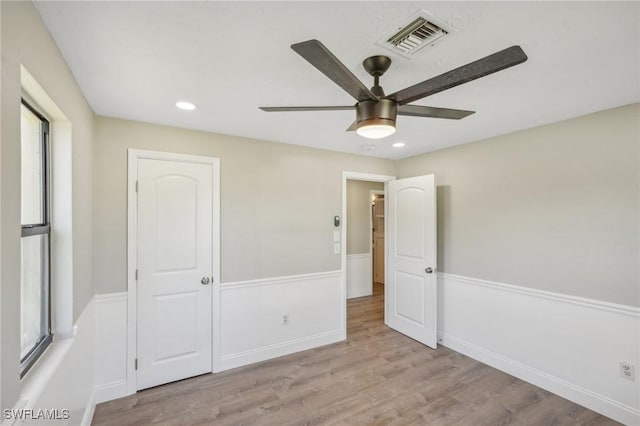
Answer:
[{"xmin": 334, "ymin": 243, "xmax": 341, "ymax": 254}]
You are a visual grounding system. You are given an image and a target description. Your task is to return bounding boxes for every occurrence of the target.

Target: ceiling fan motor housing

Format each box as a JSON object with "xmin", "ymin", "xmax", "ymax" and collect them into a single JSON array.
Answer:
[{"xmin": 356, "ymin": 99, "xmax": 397, "ymax": 128}]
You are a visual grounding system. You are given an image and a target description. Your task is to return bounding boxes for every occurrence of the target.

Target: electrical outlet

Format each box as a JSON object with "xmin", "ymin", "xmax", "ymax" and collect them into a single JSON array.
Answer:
[
  {"xmin": 283, "ymin": 314, "xmax": 289, "ymax": 326},
  {"xmin": 620, "ymin": 362, "xmax": 635, "ymax": 380}
]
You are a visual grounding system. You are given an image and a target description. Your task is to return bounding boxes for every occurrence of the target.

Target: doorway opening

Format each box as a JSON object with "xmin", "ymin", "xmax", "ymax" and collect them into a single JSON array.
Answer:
[
  {"xmin": 342, "ymin": 172, "xmax": 438, "ymax": 349},
  {"xmin": 341, "ymin": 172, "xmax": 395, "ymax": 336}
]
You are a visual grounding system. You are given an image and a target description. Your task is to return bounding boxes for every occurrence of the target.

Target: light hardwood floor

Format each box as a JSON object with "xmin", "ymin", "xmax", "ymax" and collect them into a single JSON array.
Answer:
[{"xmin": 93, "ymin": 283, "xmax": 618, "ymax": 425}]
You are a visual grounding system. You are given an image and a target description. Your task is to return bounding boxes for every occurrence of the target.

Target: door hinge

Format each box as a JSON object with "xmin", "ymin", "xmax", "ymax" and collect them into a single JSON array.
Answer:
[
  {"xmin": 135, "ymin": 269, "xmax": 138, "ymax": 281},
  {"xmin": 134, "ymin": 358, "xmax": 138, "ymax": 370},
  {"xmin": 135, "ymin": 181, "xmax": 139, "ymax": 192}
]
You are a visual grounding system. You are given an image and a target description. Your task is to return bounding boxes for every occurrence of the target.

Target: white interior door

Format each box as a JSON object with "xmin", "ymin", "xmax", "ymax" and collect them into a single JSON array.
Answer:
[
  {"xmin": 136, "ymin": 158, "xmax": 214, "ymax": 390},
  {"xmin": 386, "ymin": 175, "xmax": 437, "ymax": 348}
]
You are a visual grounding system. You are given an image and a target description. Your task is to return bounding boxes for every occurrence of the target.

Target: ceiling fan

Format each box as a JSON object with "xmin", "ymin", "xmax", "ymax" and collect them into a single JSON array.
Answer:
[{"xmin": 260, "ymin": 40, "xmax": 527, "ymax": 139}]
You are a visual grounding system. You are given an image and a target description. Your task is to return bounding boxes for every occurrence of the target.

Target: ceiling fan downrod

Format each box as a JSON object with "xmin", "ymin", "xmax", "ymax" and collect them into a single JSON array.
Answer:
[
  {"xmin": 363, "ymin": 55, "xmax": 392, "ymax": 98},
  {"xmin": 356, "ymin": 55, "xmax": 397, "ymax": 137}
]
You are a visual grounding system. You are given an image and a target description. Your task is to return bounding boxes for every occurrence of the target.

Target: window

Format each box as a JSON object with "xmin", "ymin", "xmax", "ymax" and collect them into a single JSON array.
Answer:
[{"xmin": 20, "ymin": 100, "xmax": 52, "ymax": 377}]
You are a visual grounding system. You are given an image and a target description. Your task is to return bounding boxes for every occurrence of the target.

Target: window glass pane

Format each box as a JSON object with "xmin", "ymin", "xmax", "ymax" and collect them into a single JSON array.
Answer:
[
  {"xmin": 21, "ymin": 104, "xmax": 44, "ymax": 225},
  {"xmin": 20, "ymin": 234, "xmax": 48, "ymax": 359}
]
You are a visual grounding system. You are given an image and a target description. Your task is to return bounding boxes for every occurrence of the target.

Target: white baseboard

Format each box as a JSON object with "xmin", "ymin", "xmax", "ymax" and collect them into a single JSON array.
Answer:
[
  {"xmin": 438, "ymin": 273, "xmax": 640, "ymax": 425},
  {"xmin": 346, "ymin": 253, "xmax": 372, "ymax": 299},
  {"xmin": 80, "ymin": 389, "xmax": 96, "ymax": 426},
  {"xmin": 94, "ymin": 379, "xmax": 128, "ymax": 404},
  {"xmin": 218, "ymin": 329, "xmax": 344, "ymax": 371}
]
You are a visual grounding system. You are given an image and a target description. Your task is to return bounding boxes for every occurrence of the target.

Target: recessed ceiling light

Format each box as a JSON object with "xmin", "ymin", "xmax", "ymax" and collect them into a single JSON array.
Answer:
[
  {"xmin": 176, "ymin": 101, "xmax": 197, "ymax": 111},
  {"xmin": 392, "ymin": 141, "xmax": 405, "ymax": 148}
]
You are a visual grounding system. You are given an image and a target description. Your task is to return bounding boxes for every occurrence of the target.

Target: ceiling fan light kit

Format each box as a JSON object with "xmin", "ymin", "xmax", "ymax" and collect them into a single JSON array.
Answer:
[
  {"xmin": 356, "ymin": 98, "xmax": 397, "ymax": 139},
  {"xmin": 357, "ymin": 121, "xmax": 396, "ymax": 139},
  {"xmin": 260, "ymin": 39, "xmax": 527, "ymax": 141}
]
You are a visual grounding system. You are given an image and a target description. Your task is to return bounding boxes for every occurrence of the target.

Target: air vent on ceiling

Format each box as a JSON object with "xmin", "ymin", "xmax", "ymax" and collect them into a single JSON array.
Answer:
[{"xmin": 377, "ymin": 11, "xmax": 454, "ymax": 59}]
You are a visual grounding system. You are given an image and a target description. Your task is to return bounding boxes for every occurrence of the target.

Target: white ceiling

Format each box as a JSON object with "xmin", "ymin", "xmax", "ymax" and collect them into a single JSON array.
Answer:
[{"xmin": 35, "ymin": 1, "xmax": 640, "ymax": 160}]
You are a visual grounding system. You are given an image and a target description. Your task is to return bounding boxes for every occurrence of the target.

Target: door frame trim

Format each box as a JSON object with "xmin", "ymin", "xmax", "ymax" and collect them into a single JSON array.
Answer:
[
  {"xmin": 127, "ymin": 149, "xmax": 221, "ymax": 394},
  {"xmin": 341, "ymin": 172, "xmax": 395, "ymax": 333}
]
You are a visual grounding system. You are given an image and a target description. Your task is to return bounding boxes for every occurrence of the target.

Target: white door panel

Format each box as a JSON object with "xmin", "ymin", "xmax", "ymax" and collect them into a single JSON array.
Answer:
[
  {"xmin": 153, "ymin": 291, "xmax": 199, "ymax": 361},
  {"xmin": 153, "ymin": 175, "xmax": 199, "ymax": 271},
  {"xmin": 137, "ymin": 158, "xmax": 213, "ymax": 390},
  {"xmin": 386, "ymin": 175, "xmax": 437, "ymax": 348},
  {"xmin": 395, "ymin": 188, "xmax": 425, "ymax": 259},
  {"xmin": 395, "ymin": 271, "xmax": 425, "ymax": 324}
]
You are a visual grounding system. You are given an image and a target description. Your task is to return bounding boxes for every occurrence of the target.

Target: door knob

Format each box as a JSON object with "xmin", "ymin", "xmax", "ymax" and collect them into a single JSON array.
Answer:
[
  {"xmin": 201, "ymin": 277, "xmax": 210, "ymax": 285},
  {"xmin": 425, "ymin": 267, "xmax": 434, "ymax": 274}
]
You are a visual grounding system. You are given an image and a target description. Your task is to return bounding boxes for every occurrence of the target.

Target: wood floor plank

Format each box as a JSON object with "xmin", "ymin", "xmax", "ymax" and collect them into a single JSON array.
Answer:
[{"xmin": 92, "ymin": 283, "xmax": 619, "ymax": 425}]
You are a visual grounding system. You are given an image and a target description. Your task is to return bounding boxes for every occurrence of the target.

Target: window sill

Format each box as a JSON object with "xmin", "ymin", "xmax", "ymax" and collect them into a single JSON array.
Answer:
[{"xmin": 18, "ymin": 325, "xmax": 77, "ymax": 411}]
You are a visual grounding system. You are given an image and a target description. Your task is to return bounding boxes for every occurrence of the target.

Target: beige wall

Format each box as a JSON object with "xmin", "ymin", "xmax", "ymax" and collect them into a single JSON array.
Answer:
[
  {"xmin": 346, "ymin": 180, "xmax": 383, "ymax": 255},
  {"xmin": 397, "ymin": 103, "xmax": 639, "ymax": 306},
  {"xmin": 96, "ymin": 104, "xmax": 639, "ymax": 305},
  {"xmin": 1, "ymin": 1, "xmax": 95, "ymax": 413},
  {"xmin": 93, "ymin": 117, "xmax": 395, "ymax": 293}
]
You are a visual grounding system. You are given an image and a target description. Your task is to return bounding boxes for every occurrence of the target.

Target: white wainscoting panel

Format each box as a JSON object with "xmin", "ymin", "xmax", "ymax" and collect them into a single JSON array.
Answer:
[
  {"xmin": 219, "ymin": 270, "xmax": 344, "ymax": 371},
  {"xmin": 78, "ymin": 272, "xmax": 638, "ymax": 425},
  {"xmin": 346, "ymin": 253, "xmax": 372, "ymax": 299},
  {"xmin": 438, "ymin": 273, "xmax": 640, "ymax": 425},
  {"xmin": 91, "ymin": 271, "xmax": 345, "ymax": 403},
  {"xmin": 94, "ymin": 293, "xmax": 128, "ymax": 403},
  {"xmin": 17, "ymin": 297, "xmax": 96, "ymax": 426}
]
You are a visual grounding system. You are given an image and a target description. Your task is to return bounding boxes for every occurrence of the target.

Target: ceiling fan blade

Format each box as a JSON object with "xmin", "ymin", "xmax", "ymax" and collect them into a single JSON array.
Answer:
[
  {"xmin": 398, "ymin": 105, "xmax": 475, "ymax": 120},
  {"xmin": 346, "ymin": 121, "xmax": 357, "ymax": 131},
  {"xmin": 291, "ymin": 39, "xmax": 377, "ymax": 102},
  {"xmin": 389, "ymin": 46, "xmax": 528, "ymax": 105},
  {"xmin": 260, "ymin": 106, "xmax": 354, "ymax": 112}
]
